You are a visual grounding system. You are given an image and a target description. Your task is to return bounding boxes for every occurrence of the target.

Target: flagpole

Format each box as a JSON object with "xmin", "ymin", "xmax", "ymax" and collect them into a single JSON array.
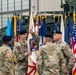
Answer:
[
  {"xmin": 28, "ymin": 1, "xmax": 38, "ymax": 75},
  {"xmin": 29, "ymin": 0, "xmax": 31, "ymax": 15}
]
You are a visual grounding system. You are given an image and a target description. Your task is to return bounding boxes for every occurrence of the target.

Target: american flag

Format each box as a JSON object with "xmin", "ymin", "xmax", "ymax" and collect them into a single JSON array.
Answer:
[
  {"xmin": 72, "ymin": 23, "xmax": 76, "ymax": 75},
  {"xmin": 72, "ymin": 24, "xmax": 76, "ymax": 54}
]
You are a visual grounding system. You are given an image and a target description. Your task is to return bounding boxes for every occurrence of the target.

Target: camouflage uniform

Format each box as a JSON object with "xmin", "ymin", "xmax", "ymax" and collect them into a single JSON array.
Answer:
[
  {"xmin": 13, "ymin": 40, "xmax": 28, "ymax": 75},
  {"xmin": 54, "ymin": 40, "xmax": 74, "ymax": 75},
  {"xmin": 13, "ymin": 33, "xmax": 40, "ymax": 75},
  {"xmin": 0, "ymin": 44, "xmax": 14, "ymax": 75},
  {"xmin": 37, "ymin": 42, "xmax": 66, "ymax": 75},
  {"xmin": 31, "ymin": 33, "xmax": 40, "ymax": 50}
]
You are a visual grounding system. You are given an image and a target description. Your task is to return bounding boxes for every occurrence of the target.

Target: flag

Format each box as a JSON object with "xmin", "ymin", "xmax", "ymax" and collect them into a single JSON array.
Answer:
[
  {"xmin": 72, "ymin": 37, "xmax": 75, "ymax": 53},
  {"xmin": 27, "ymin": 4, "xmax": 37, "ymax": 75},
  {"xmin": 72, "ymin": 23, "xmax": 76, "ymax": 75},
  {"xmin": 10, "ymin": 20, "xmax": 14, "ymax": 50},
  {"xmin": 6, "ymin": 18, "xmax": 11, "ymax": 36},
  {"xmin": 14, "ymin": 16, "xmax": 17, "ymax": 44},
  {"xmin": 53, "ymin": 15, "xmax": 56, "ymax": 33},
  {"xmin": 41, "ymin": 17, "xmax": 47, "ymax": 43},
  {"xmin": 73, "ymin": 67, "xmax": 76, "ymax": 75},
  {"xmin": 19, "ymin": 19, "xmax": 23, "ymax": 31},
  {"xmin": 72, "ymin": 24, "xmax": 76, "ymax": 57},
  {"xmin": 57, "ymin": 16, "xmax": 60, "ymax": 31},
  {"xmin": 13, "ymin": 16, "xmax": 22, "ymax": 44},
  {"xmin": 17, "ymin": 18, "xmax": 23, "ymax": 40},
  {"xmin": 73, "ymin": 7, "xmax": 76, "ymax": 24},
  {"xmin": 6, "ymin": 18, "xmax": 14, "ymax": 50},
  {"xmin": 41, "ymin": 17, "xmax": 47, "ymax": 36},
  {"xmin": 53, "ymin": 22, "xmax": 56, "ymax": 33},
  {"xmin": 35, "ymin": 16, "xmax": 39, "ymax": 35},
  {"xmin": 16, "ymin": 17, "xmax": 19, "ymax": 42},
  {"xmin": 58, "ymin": 22, "xmax": 60, "ymax": 31},
  {"xmin": 65, "ymin": 15, "xmax": 69, "ymax": 43},
  {"xmin": 38, "ymin": 17, "xmax": 47, "ymax": 45},
  {"xmin": 65, "ymin": 15, "xmax": 72, "ymax": 45},
  {"xmin": 38, "ymin": 16, "xmax": 42, "ymax": 36},
  {"xmin": 60, "ymin": 15, "xmax": 65, "ymax": 42},
  {"xmin": 11, "ymin": 20, "xmax": 14, "ymax": 37},
  {"xmin": 38, "ymin": 16, "xmax": 43, "ymax": 46}
]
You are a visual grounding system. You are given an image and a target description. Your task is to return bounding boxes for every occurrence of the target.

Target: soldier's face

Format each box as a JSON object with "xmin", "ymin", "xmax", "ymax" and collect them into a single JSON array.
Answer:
[
  {"xmin": 53, "ymin": 34, "xmax": 61, "ymax": 41},
  {"xmin": 20, "ymin": 33, "xmax": 27, "ymax": 40},
  {"xmin": 8, "ymin": 40, "xmax": 12, "ymax": 46}
]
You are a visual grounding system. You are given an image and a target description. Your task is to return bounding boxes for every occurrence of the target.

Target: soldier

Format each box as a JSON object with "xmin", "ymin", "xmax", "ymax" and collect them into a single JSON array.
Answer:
[
  {"xmin": 13, "ymin": 29, "xmax": 40, "ymax": 75},
  {"xmin": 37, "ymin": 33, "xmax": 66, "ymax": 75},
  {"xmin": 13, "ymin": 29, "xmax": 31, "ymax": 75},
  {"xmin": 0, "ymin": 35, "xmax": 14, "ymax": 75},
  {"xmin": 53, "ymin": 31, "xmax": 74, "ymax": 75}
]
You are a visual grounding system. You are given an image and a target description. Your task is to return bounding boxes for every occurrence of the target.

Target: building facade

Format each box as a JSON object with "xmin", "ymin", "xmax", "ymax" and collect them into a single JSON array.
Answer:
[
  {"xmin": 32, "ymin": 0, "xmax": 65, "ymax": 14},
  {"xmin": 0, "ymin": 0, "xmax": 66, "ymax": 29},
  {"xmin": 0, "ymin": 0, "xmax": 29, "ymax": 29}
]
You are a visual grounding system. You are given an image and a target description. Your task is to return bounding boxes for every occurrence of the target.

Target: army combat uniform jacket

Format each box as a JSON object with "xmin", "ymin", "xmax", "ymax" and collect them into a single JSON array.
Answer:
[
  {"xmin": 13, "ymin": 40, "xmax": 28, "ymax": 75},
  {"xmin": 13, "ymin": 33, "xmax": 40, "ymax": 75},
  {"xmin": 54, "ymin": 40, "xmax": 74, "ymax": 75},
  {"xmin": 37, "ymin": 42, "xmax": 66, "ymax": 75},
  {"xmin": 0, "ymin": 44, "xmax": 14, "ymax": 75}
]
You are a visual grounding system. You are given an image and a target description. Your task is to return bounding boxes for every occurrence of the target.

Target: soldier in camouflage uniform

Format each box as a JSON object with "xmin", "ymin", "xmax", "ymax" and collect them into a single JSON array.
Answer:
[
  {"xmin": 37, "ymin": 33, "xmax": 66, "ymax": 75},
  {"xmin": 13, "ymin": 29, "xmax": 40, "ymax": 75},
  {"xmin": 0, "ymin": 35, "xmax": 14, "ymax": 75},
  {"xmin": 13, "ymin": 29, "xmax": 31, "ymax": 75},
  {"xmin": 53, "ymin": 31, "xmax": 74, "ymax": 75}
]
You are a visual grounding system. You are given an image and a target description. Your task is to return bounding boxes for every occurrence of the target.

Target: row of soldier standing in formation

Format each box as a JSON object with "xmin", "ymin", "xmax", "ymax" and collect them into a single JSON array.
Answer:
[{"xmin": 0, "ymin": 29, "xmax": 74, "ymax": 75}]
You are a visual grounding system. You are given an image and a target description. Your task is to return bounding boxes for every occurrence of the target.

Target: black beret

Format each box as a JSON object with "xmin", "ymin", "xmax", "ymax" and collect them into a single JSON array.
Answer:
[
  {"xmin": 2, "ymin": 35, "xmax": 12, "ymax": 42},
  {"xmin": 44, "ymin": 33, "xmax": 53, "ymax": 38},
  {"xmin": 54, "ymin": 31, "xmax": 62, "ymax": 34},
  {"xmin": 19, "ymin": 29, "xmax": 27, "ymax": 35}
]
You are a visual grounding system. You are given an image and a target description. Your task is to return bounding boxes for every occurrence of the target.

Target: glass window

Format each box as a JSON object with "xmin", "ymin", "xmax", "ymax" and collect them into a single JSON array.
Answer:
[
  {"xmin": 22, "ymin": 0, "xmax": 29, "ymax": 9},
  {"xmin": 9, "ymin": 4, "xmax": 14, "ymax": 11},
  {"xmin": 0, "ymin": 0, "xmax": 1, "ymax": 12},
  {"xmin": 22, "ymin": 12, "xmax": 29, "ymax": 15},
  {"xmin": 0, "ymin": 0, "xmax": 29, "ymax": 29},
  {"xmin": 9, "ymin": 0, "xmax": 14, "ymax": 4},
  {"xmin": 0, "ymin": 15, "xmax": 1, "ymax": 22},
  {"xmin": 2, "ymin": 0, "xmax": 7, "ymax": 4},
  {"xmin": 8, "ymin": 0, "xmax": 14, "ymax": 11},
  {"xmin": 15, "ymin": 0, "xmax": 21, "ymax": 2},
  {"xmin": 15, "ymin": 1, "xmax": 21, "ymax": 10},
  {"xmin": 2, "ymin": 0, "xmax": 7, "ymax": 12},
  {"xmin": 2, "ymin": 15, "xmax": 8, "ymax": 28},
  {"xmin": 2, "ymin": 5, "xmax": 7, "ymax": 12},
  {"xmin": 0, "ymin": 6, "xmax": 1, "ymax": 12},
  {"xmin": 0, "ymin": 15, "xmax": 1, "ymax": 29},
  {"xmin": 0, "ymin": 0, "xmax": 1, "ymax": 6}
]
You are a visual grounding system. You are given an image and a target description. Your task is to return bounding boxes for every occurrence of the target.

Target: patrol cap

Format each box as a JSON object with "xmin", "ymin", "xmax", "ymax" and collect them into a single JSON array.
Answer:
[
  {"xmin": 2, "ymin": 35, "xmax": 12, "ymax": 42},
  {"xmin": 19, "ymin": 29, "xmax": 27, "ymax": 35},
  {"xmin": 54, "ymin": 31, "xmax": 62, "ymax": 34},
  {"xmin": 44, "ymin": 33, "xmax": 53, "ymax": 38}
]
